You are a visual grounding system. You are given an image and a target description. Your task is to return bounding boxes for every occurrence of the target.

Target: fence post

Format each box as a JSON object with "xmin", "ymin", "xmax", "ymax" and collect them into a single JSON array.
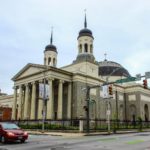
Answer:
[{"xmin": 79, "ymin": 116, "xmax": 84, "ymax": 132}]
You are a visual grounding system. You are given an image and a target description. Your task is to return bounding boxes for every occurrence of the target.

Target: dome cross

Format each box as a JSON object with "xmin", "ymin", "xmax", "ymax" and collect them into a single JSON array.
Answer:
[
  {"xmin": 50, "ymin": 26, "xmax": 53, "ymax": 45},
  {"xmin": 84, "ymin": 9, "xmax": 87, "ymax": 28}
]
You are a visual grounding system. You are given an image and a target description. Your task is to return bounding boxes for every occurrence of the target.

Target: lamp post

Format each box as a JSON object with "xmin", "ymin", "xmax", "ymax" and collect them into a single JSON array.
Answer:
[
  {"xmin": 40, "ymin": 67, "xmax": 49, "ymax": 133},
  {"xmin": 90, "ymin": 99, "xmax": 96, "ymax": 120},
  {"xmin": 42, "ymin": 77, "xmax": 46, "ymax": 133}
]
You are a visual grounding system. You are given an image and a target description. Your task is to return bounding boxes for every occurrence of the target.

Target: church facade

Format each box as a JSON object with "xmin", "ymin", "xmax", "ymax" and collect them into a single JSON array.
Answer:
[{"xmin": 10, "ymin": 16, "xmax": 150, "ymax": 122}]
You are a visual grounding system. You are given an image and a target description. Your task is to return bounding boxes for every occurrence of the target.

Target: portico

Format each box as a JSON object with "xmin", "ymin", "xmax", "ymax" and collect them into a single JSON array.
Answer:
[{"xmin": 11, "ymin": 64, "xmax": 72, "ymax": 121}]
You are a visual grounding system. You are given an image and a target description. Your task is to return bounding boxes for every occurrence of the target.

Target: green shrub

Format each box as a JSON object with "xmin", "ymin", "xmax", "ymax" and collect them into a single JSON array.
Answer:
[{"xmin": 18, "ymin": 123, "xmax": 78, "ymax": 130}]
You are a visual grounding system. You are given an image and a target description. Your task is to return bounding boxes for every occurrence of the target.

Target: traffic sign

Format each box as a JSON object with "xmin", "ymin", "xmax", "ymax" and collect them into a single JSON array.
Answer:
[
  {"xmin": 136, "ymin": 74, "xmax": 141, "ymax": 81},
  {"xmin": 145, "ymin": 72, "xmax": 150, "ymax": 79},
  {"xmin": 102, "ymin": 85, "xmax": 109, "ymax": 98},
  {"xmin": 115, "ymin": 77, "xmax": 137, "ymax": 84}
]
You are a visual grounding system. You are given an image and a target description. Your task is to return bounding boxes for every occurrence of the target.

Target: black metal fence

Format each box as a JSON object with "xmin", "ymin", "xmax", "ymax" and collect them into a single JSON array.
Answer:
[{"xmin": 2, "ymin": 119, "xmax": 150, "ymax": 132}]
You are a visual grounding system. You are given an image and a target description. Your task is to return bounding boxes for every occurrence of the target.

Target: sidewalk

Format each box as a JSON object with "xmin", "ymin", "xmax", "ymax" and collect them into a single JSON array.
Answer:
[
  {"xmin": 27, "ymin": 130, "xmax": 85, "ymax": 137},
  {"xmin": 27, "ymin": 129, "xmax": 150, "ymax": 137}
]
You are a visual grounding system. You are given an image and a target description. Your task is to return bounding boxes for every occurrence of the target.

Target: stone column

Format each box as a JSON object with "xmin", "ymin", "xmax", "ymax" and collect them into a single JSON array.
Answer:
[
  {"xmin": 67, "ymin": 82, "xmax": 72, "ymax": 119},
  {"xmin": 47, "ymin": 78, "xmax": 54, "ymax": 119},
  {"xmin": 28, "ymin": 84, "xmax": 32, "ymax": 119},
  {"xmin": 30, "ymin": 81, "xmax": 36, "ymax": 120},
  {"xmin": 57, "ymin": 80, "xmax": 64, "ymax": 119},
  {"xmin": 12, "ymin": 86, "xmax": 18, "ymax": 120},
  {"xmin": 24, "ymin": 83, "xmax": 30, "ymax": 119},
  {"xmin": 17, "ymin": 85, "xmax": 23, "ymax": 120}
]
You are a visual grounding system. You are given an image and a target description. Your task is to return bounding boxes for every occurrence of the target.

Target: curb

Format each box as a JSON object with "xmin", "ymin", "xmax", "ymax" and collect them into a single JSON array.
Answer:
[{"xmin": 27, "ymin": 129, "xmax": 150, "ymax": 137}]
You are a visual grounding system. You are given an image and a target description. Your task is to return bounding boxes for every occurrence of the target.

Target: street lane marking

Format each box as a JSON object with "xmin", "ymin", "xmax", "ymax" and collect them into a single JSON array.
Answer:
[
  {"xmin": 126, "ymin": 140, "xmax": 144, "ymax": 145},
  {"xmin": 99, "ymin": 138, "xmax": 117, "ymax": 141}
]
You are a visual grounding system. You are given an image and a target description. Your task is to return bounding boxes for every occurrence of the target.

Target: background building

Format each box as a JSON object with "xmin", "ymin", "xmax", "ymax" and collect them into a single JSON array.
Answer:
[{"xmin": 0, "ymin": 91, "xmax": 14, "ymax": 120}]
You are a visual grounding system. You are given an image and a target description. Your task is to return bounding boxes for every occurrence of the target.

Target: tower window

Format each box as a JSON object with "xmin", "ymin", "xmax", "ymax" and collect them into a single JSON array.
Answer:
[
  {"xmin": 90, "ymin": 44, "xmax": 93, "ymax": 53},
  {"xmin": 53, "ymin": 58, "xmax": 56, "ymax": 66},
  {"xmin": 44, "ymin": 57, "xmax": 46, "ymax": 65},
  {"xmin": 79, "ymin": 44, "xmax": 82, "ymax": 53},
  {"xmin": 84, "ymin": 43, "xmax": 88, "ymax": 53},
  {"xmin": 48, "ymin": 57, "xmax": 51, "ymax": 65}
]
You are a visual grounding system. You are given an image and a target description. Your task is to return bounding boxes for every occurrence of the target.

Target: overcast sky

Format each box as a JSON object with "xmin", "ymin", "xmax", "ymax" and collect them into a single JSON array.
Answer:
[{"xmin": 0, "ymin": 0, "xmax": 150, "ymax": 94}]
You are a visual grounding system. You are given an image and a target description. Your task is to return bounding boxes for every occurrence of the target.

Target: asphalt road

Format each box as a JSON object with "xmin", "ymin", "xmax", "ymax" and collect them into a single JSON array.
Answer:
[{"xmin": 1, "ymin": 132, "xmax": 150, "ymax": 150}]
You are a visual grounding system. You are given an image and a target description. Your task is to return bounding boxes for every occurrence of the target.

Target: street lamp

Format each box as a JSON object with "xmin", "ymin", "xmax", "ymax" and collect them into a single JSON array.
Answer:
[
  {"xmin": 39, "ymin": 67, "xmax": 49, "ymax": 133},
  {"xmin": 42, "ymin": 77, "xmax": 47, "ymax": 133},
  {"xmin": 90, "ymin": 99, "xmax": 96, "ymax": 120}
]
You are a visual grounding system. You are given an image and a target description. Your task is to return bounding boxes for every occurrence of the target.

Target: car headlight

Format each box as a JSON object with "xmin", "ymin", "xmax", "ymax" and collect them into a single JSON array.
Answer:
[
  {"xmin": 7, "ymin": 132, "xmax": 15, "ymax": 136},
  {"xmin": 23, "ymin": 131, "xmax": 28, "ymax": 136}
]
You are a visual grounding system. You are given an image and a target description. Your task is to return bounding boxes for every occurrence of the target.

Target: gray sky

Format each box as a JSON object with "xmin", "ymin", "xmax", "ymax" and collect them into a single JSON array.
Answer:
[{"xmin": 0, "ymin": 0, "xmax": 150, "ymax": 94}]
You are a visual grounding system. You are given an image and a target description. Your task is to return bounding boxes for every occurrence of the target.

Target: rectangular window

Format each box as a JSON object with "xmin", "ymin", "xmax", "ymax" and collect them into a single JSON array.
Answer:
[{"xmin": 0, "ymin": 111, "xmax": 3, "ymax": 116}]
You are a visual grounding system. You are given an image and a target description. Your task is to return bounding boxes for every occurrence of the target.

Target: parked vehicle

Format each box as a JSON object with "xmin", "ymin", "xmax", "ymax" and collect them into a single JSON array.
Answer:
[{"xmin": 0, "ymin": 122, "xmax": 28, "ymax": 143}]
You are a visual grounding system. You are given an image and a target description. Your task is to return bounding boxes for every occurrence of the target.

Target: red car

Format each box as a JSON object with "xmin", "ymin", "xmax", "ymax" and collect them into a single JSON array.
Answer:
[{"xmin": 0, "ymin": 122, "xmax": 28, "ymax": 143}]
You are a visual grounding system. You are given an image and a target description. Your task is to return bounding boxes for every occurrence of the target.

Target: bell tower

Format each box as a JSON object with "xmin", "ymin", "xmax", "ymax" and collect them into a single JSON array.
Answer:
[
  {"xmin": 44, "ymin": 28, "xmax": 57, "ymax": 67},
  {"xmin": 77, "ymin": 12, "xmax": 94, "ymax": 55},
  {"xmin": 74, "ymin": 12, "xmax": 95, "ymax": 64},
  {"xmin": 62, "ymin": 12, "xmax": 98, "ymax": 78}
]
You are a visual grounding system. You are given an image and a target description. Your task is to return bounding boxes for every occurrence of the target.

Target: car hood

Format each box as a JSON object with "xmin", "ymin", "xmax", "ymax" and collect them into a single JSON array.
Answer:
[{"xmin": 5, "ymin": 129, "xmax": 24, "ymax": 134}]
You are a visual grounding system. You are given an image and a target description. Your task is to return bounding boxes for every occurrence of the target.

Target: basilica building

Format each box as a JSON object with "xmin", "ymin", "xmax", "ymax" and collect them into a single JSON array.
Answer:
[{"xmin": 8, "ymin": 16, "xmax": 150, "ymax": 122}]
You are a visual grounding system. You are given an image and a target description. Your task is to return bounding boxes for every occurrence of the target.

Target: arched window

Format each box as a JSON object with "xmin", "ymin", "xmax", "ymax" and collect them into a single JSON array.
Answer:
[
  {"xmin": 79, "ymin": 44, "xmax": 82, "ymax": 53},
  {"xmin": 44, "ymin": 57, "xmax": 46, "ymax": 65},
  {"xmin": 48, "ymin": 57, "xmax": 51, "ymax": 65},
  {"xmin": 130, "ymin": 104, "xmax": 136, "ymax": 121},
  {"xmin": 84, "ymin": 43, "xmax": 88, "ymax": 52},
  {"xmin": 144, "ymin": 104, "xmax": 149, "ymax": 121},
  {"xmin": 90, "ymin": 44, "xmax": 93, "ymax": 53},
  {"xmin": 53, "ymin": 58, "xmax": 56, "ymax": 66},
  {"xmin": 119, "ymin": 104, "xmax": 124, "ymax": 121}
]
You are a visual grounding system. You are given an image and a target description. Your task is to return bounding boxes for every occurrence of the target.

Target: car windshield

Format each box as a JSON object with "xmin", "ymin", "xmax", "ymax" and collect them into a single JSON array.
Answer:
[{"xmin": 2, "ymin": 123, "xmax": 20, "ymax": 130}]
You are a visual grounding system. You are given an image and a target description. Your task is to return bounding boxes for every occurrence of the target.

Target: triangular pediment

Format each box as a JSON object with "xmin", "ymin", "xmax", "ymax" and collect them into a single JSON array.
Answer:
[{"xmin": 12, "ymin": 63, "xmax": 47, "ymax": 81}]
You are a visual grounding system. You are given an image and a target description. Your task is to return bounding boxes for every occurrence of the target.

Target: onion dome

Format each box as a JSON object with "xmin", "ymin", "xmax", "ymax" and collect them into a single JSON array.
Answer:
[
  {"xmin": 77, "ymin": 13, "xmax": 94, "ymax": 39},
  {"xmin": 45, "ymin": 44, "xmax": 57, "ymax": 52},
  {"xmin": 99, "ymin": 60, "xmax": 130, "ymax": 77},
  {"xmin": 44, "ymin": 29, "xmax": 57, "ymax": 53}
]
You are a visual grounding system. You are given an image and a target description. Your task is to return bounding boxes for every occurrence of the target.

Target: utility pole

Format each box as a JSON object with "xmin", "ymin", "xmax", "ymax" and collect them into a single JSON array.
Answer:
[
  {"xmin": 115, "ymin": 90, "xmax": 118, "ymax": 125},
  {"xmin": 106, "ymin": 77, "xmax": 111, "ymax": 134},
  {"xmin": 41, "ymin": 68, "xmax": 49, "ymax": 133},
  {"xmin": 38, "ymin": 66, "xmax": 51, "ymax": 133},
  {"xmin": 104, "ymin": 67, "xmax": 122, "ymax": 134},
  {"xmin": 107, "ymin": 100, "xmax": 111, "ymax": 134}
]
